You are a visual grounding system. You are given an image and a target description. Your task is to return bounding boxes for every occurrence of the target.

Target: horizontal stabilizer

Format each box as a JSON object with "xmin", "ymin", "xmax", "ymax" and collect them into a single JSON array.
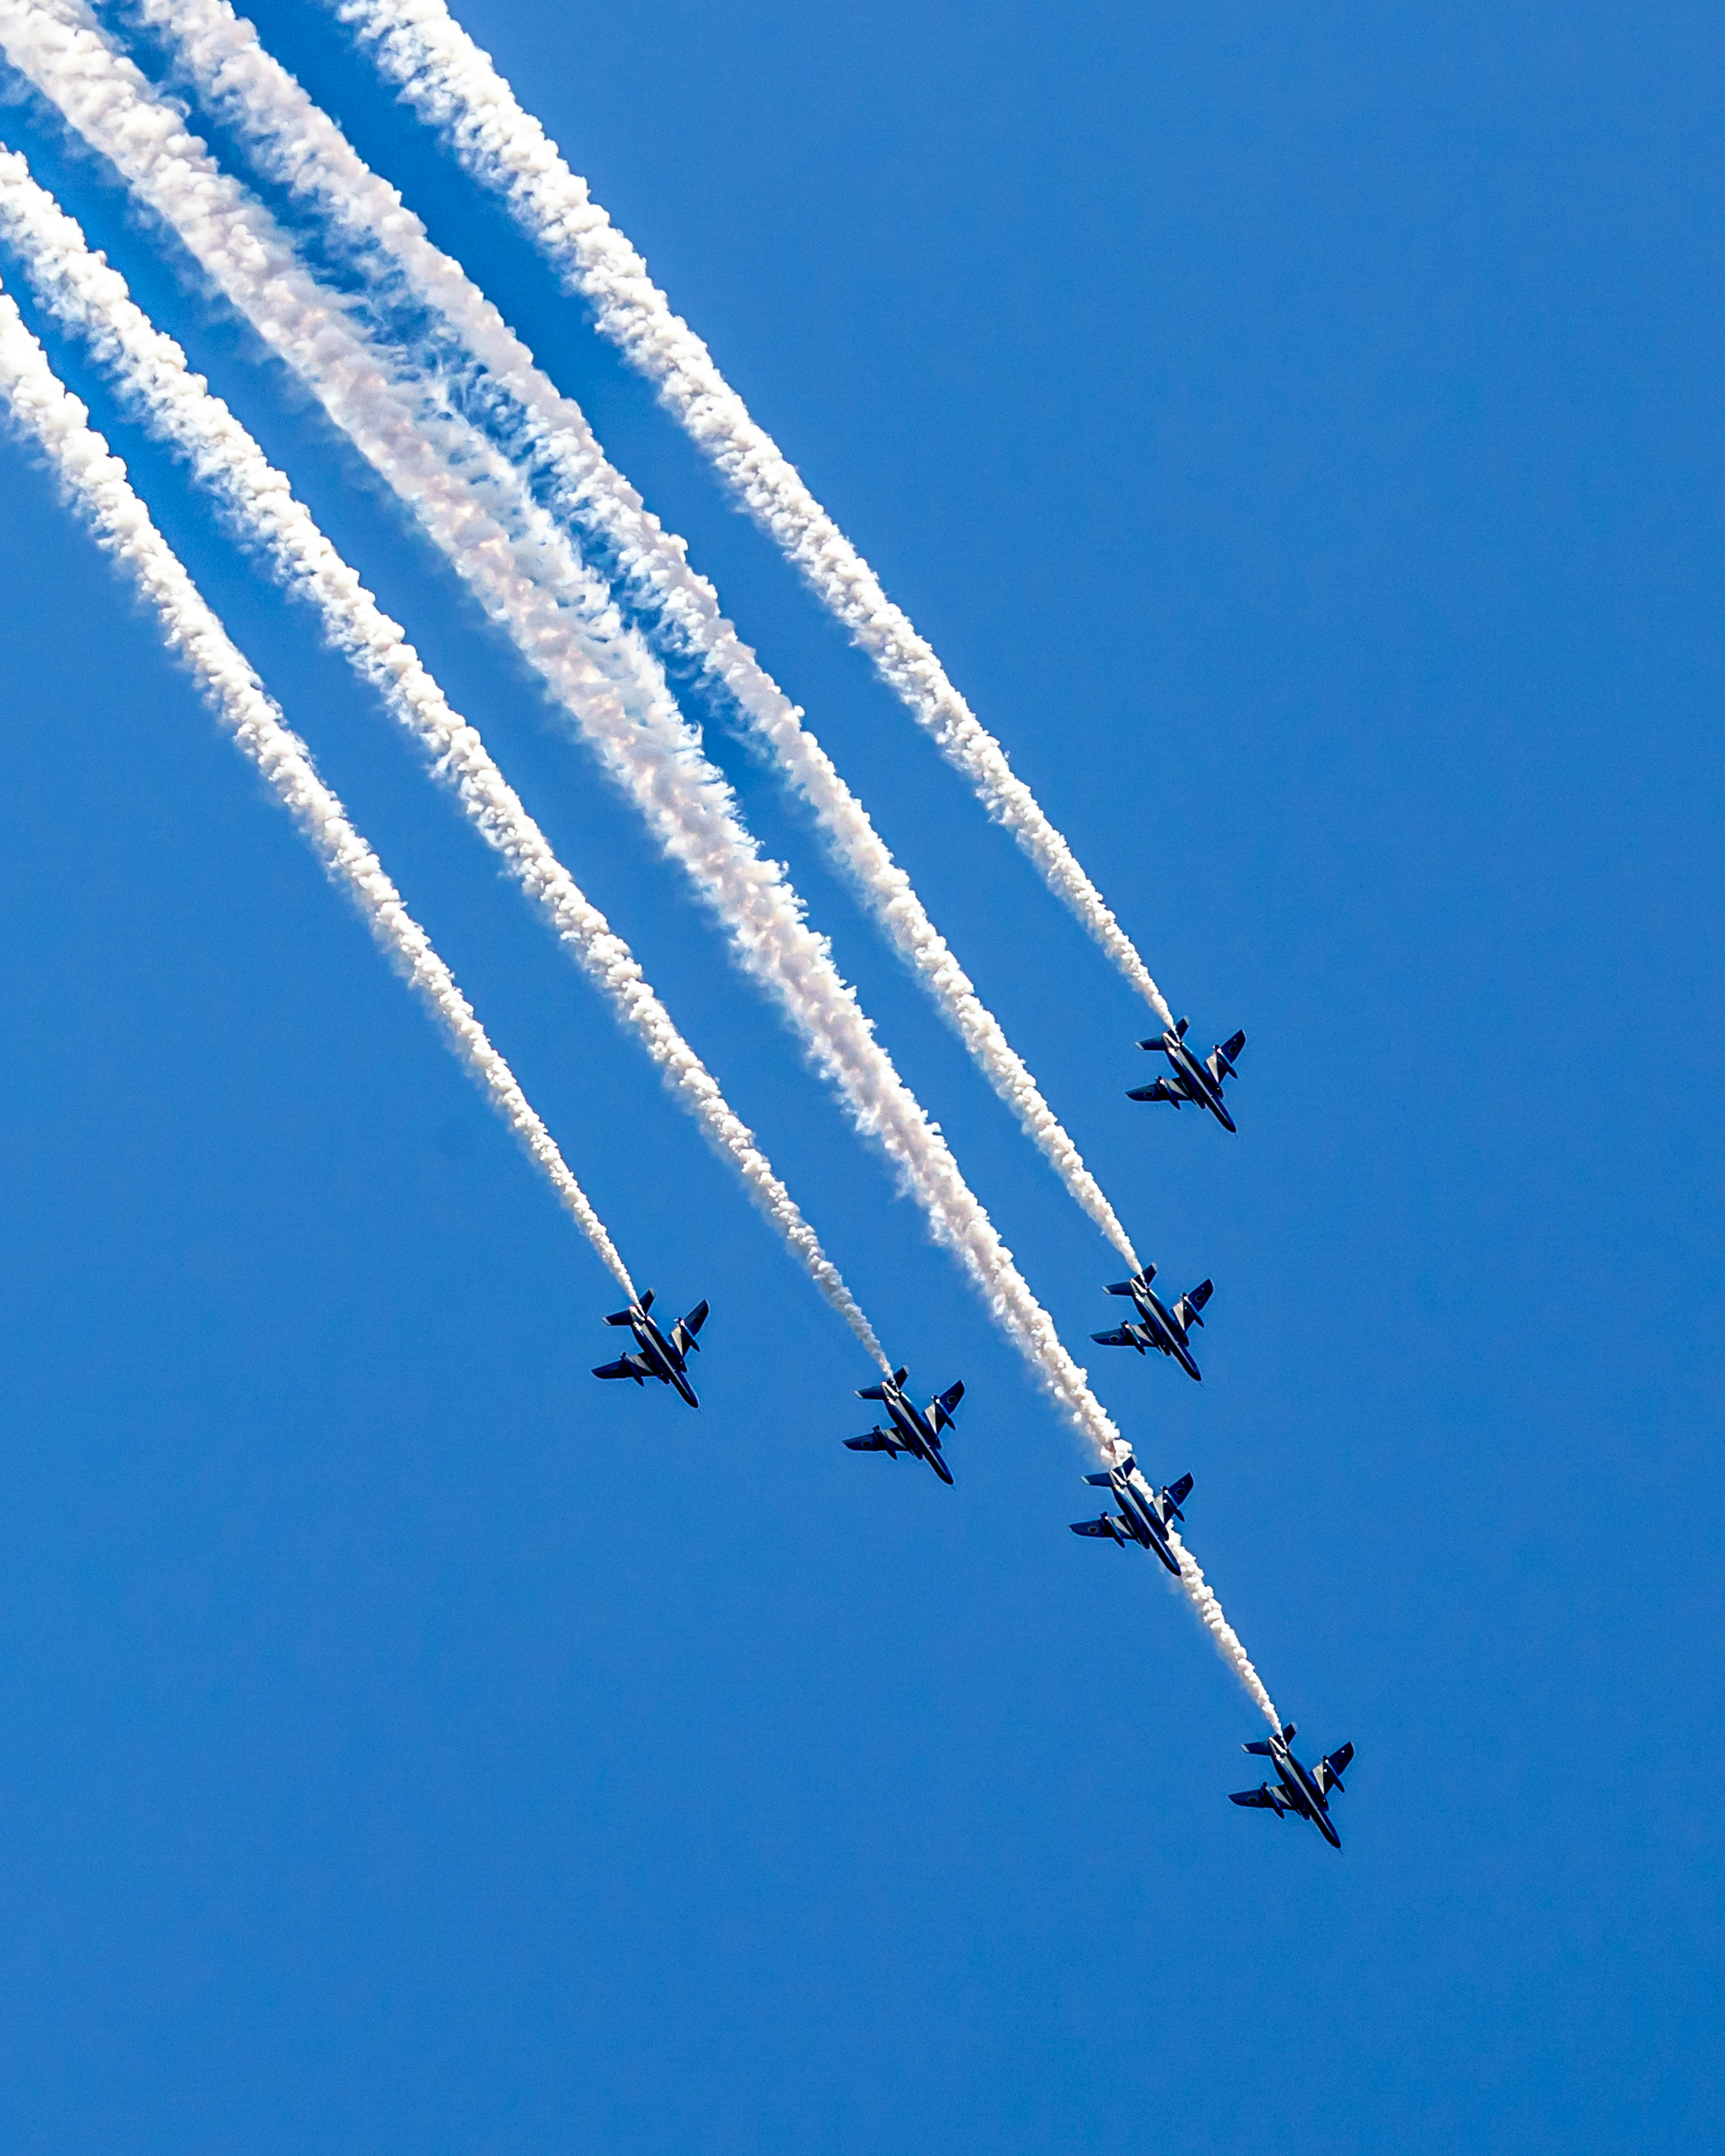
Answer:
[
  {"xmin": 1083, "ymin": 1470, "xmax": 1115, "ymax": 1487},
  {"xmin": 855, "ymin": 1384, "xmax": 886, "ymax": 1403},
  {"xmin": 1242, "ymin": 1739, "xmax": 1274, "ymax": 1756},
  {"xmin": 602, "ymin": 1305, "xmax": 638, "ymax": 1327}
]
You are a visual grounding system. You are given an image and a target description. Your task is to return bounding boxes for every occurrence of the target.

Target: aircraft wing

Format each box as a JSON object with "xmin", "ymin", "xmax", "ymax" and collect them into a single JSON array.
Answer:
[
  {"xmin": 1127, "ymin": 1076, "xmax": 1182, "ymax": 1104},
  {"xmin": 1208, "ymin": 1031, "xmax": 1246, "ymax": 1082},
  {"xmin": 593, "ymin": 1355, "xmax": 649, "ymax": 1383},
  {"xmin": 1090, "ymin": 1326, "xmax": 1140, "ymax": 1349},
  {"xmin": 1316, "ymin": 1742, "xmax": 1354, "ymax": 1794},
  {"xmin": 1069, "ymin": 1515, "xmax": 1122, "ymax": 1540},
  {"xmin": 845, "ymin": 1431, "xmax": 901, "ymax": 1455},
  {"xmin": 1229, "ymin": 1785, "xmax": 1283, "ymax": 1811}
]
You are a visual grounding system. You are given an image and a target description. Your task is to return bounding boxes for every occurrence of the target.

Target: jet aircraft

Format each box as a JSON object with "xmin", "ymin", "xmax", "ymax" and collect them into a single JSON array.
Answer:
[
  {"xmin": 1128, "ymin": 1017, "xmax": 1247, "ymax": 1131},
  {"xmin": 1091, "ymin": 1264, "xmax": 1213, "ymax": 1382},
  {"xmin": 1229, "ymin": 1723, "xmax": 1355, "ymax": 1851},
  {"xmin": 1068, "ymin": 1454, "xmax": 1193, "ymax": 1576},
  {"xmin": 592, "ymin": 1289, "xmax": 710, "ymax": 1407},
  {"xmin": 845, "ymin": 1368, "xmax": 966, "ymax": 1484}
]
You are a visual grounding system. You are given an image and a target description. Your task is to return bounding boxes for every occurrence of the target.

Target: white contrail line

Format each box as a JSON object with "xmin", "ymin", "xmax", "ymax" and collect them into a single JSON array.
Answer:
[
  {"xmin": 327, "ymin": 0, "xmax": 1179, "ymax": 1031},
  {"xmin": 0, "ymin": 143, "xmax": 886, "ymax": 1370},
  {"xmin": 0, "ymin": 272, "xmax": 638, "ymax": 1297},
  {"xmin": 135, "ymin": 0, "xmax": 1141, "ymax": 1272},
  {"xmin": 0, "ymin": 0, "xmax": 1278, "ymax": 1720}
]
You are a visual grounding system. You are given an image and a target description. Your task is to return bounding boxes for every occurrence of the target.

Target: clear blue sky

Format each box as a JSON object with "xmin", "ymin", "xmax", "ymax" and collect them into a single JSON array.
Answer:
[{"xmin": 0, "ymin": 2, "xmax": 1718, "ymax": 2148}]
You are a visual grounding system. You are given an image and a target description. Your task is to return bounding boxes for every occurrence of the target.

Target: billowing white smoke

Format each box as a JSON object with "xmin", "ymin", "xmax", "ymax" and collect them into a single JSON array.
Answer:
[
  {"xmin": 0, "ymin": 0, "xmax": 1278, "ymax": 1724},
  {"xmin": 327, "ymin": 0, "xmax": 1179, "ymax": 1033},
  {"xmin": 136, "ymin": 0, "xmax": 1141, "ymax": 1273},
  {"xmin": 0, "ymin": 144, "xmax": 887, "ymax": 1371},
  {"xmin": 0, "ymin": 277, "xmax": 639, "ymax": 1297}
]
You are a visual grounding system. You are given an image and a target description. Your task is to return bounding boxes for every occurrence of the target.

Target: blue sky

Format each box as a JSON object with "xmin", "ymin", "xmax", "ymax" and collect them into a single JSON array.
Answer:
[{"xmin": 0, "ymin": 1, "xmax": 1719, "ymax": 2148}]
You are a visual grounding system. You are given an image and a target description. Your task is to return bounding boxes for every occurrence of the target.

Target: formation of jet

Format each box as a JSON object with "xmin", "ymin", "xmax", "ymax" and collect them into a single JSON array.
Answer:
[
  {"xmin": 1128, "ymin": 1018, "xmax": 1247, "ymax": 1131},
  {"xmin": 584, "ymin": 1000, "xmax": 1354, "ymax": 1847},
  {"xmin": 1230, "ymin": 1724, "xmax": 1355, "ymax": 1850},
  {"xmin": 844, "ymin": 1367, "xmax": 966, "ymax": 1484},
  {"xmin": 591, "ymin": 1289, "xmax": 710, "ymax": 1407},
  {"xmin": 1091, "ymin": 1264, "xmax": 1213, "ymax": 1382},
  {"xmin": 1069, "ymin": 1454, "xmax": 1193, "ymax": 1576}
]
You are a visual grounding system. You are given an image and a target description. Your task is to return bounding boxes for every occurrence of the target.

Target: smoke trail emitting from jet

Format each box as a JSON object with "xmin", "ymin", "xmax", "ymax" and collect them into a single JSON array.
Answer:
[
  {"xmin": 0, "ymin": 142, "xmax": 888, "ymax": 1374},
  {"xmin": 326, "ymin": 0, "xmax": 1180, "ymax": 1032},
  {"xmin": 0, "ymin": 273, "xmax": 639, "ymax": 1296},
  {"xmin": 133, "ymin": 0, "xmax": 1142, "ymax": 1273},
  {"xmin": 0, "ymin": 0, "xmax": 1279, "ymax": 1725}
]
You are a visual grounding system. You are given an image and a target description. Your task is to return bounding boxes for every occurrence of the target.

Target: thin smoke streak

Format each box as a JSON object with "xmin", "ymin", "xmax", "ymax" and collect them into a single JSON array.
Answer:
[
  {"xmin": 328, "ymin": 0, "xmax": 1179, "ymax": 1031},
  {"xmin": 0, "ymin": 276, "xmax": 637, "ymax": 1295},
  {"xmin": 0, "ymin": 142, "xmax": 886, "ymax": 1370},
  {"xmin": 134, "ymin": 0, "xmax": 1142, "ymax": 1273},
  {"xmin": 0, "ymin": 0, "xmax": 1278, "ymax": 1723}
]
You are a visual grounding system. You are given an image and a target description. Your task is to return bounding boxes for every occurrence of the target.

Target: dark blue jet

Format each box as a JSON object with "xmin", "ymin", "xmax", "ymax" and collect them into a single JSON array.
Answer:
[
  {"xmin": 845, "ymin": 1367, "xmax": 966, "ymax": 1484},
  {"xmin": 1068, "ymin": 1454, "xmax": 1193, "ymax": 1576},
  {"xmin": 1230, "ymin": 1723, "xmax": 1355, "ymax": 1851},
  {"xmin": 1092, "ymin": 1264, "xmax": 1213, "ymax": 1382},
  {"xmin": 592, "ymin": 1289, "xmax": 710, "ymax": 1407},
  {"xmin": 1128, "ymin": 1017, "xmax": 1247, "ymax": 1131}
]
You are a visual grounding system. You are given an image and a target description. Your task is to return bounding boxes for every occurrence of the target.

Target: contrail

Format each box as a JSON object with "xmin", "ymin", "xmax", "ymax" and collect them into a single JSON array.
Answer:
[
  {"xmin": 0, "ymin": 271, "xmax": 638, "ymax": 1297},
  {"xmin": 0, "ymin": 142, "xmax": 886, "ymax": 1370},
  {"xmin": 134, "ymin": 0, "xmax": 1141, "ymax": 1272},
  {"xmin": 0, "ymin": 0, "xmax": 1277, "ymax": 1719},
  {"xmin": 327, "ymin": 0, "xmax": 1179, "ymax": 1030}
]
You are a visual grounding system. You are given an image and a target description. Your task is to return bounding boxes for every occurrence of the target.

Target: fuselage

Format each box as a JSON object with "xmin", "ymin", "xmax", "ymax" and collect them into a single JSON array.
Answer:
[
  {"xmin": 1270, "ymin": 1741, "xmax": 1341, "ymax": 1847},
  {"xmin": 629, "ymin": 1310, "xmax": 697, "ymax": 1406},
  {"xmin": 1160, "ymin": 1034, "xmax": 1234, "ymax": 1130},
  {"xmin": 1111, "ymin": 1470, "xmax": 1180, "ymax": 1572},
  {"xmin": 1127, "ymin": 1280, "xmax": 1201, "ymax": 1379},
  {"xmin": 879, "ymin": 1387, "xmax": 951, "ymax": 1481}
]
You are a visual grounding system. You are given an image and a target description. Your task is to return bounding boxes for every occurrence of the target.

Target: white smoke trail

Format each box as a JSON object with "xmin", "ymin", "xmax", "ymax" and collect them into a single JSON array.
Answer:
[
  {"xmin": 0, "ymin": 272, "xmax": 638, "ymax": 1297},
  {"xmin": 0, "ymin": 142, "xmax": 886, "ymax": 1370},
  {"xmin": 135, "ymin": 0, "xmax": 1141, "ymax": 1272},
  {"xmin": 327, "ymin": 0, "xmax": 1178, "ymax": 1031},
  {"xmin": 0, "ymin": 0, "xmax": 1275, "ymax": 1718}
]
